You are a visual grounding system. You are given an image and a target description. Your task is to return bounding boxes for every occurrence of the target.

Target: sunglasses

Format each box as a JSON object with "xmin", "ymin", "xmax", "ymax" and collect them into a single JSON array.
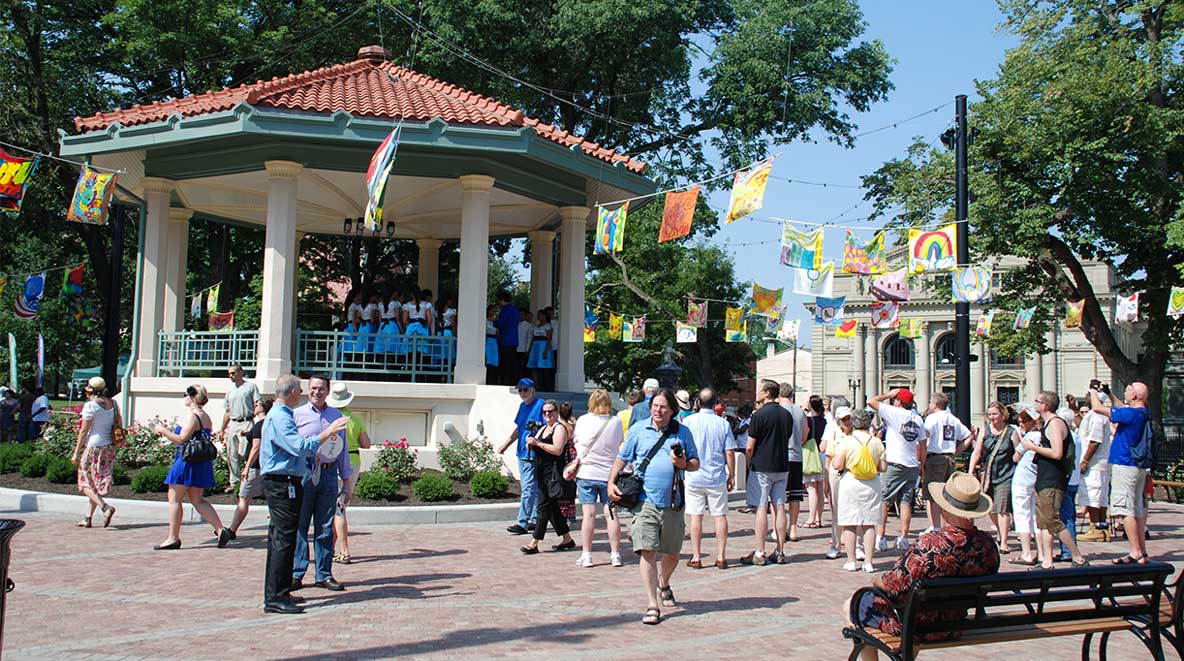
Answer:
[
  {"xmin": 516, "ymin": 388, "xmax": 529, "ymax": 393},
  {"xmin": 542, "ymin": 408, "xmax": 557, "ymax": 414}
]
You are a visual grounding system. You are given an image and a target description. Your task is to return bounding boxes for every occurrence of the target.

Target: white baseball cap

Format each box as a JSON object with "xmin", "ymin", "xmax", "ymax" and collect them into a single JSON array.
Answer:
[
  {"xmin": 643, "ymin": 378, "xmax": 659, "ymax": 392},
  {"xmin": 834, "ymin": 406, "xmax": 852, "ymax": 420}
]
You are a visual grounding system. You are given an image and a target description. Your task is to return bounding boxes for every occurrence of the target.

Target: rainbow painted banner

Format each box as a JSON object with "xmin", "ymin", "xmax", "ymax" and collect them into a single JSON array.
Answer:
[
  {"xmin": 594, "ymin": 202, "xmax": 629, "ymax": 255},
  {"xmin": 676, "ymin": 323, "xmax": 698, "ymax": 343},
  {"xmin": 908, "ymin": 224, "xmax": 957, "ymax": 273},
  {"xmin": 0, "ymin": 149, "xmax": 39, "ymax": 213},
  {"xmin": 364, "ymin": 126, "xmax": 400, "ymax": 231}
]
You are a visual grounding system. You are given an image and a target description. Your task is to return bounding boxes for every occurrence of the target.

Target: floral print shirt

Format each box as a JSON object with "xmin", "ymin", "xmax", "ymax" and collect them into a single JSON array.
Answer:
[{"xmin": 873, "ymin": 525, "xmax": 1000, "ymax": 641}]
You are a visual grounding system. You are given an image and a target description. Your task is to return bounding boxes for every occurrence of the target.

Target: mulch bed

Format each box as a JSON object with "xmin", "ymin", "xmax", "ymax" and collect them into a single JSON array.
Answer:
[{"xmin": 0, "ymin": 468, "xmax": 520, "ymax": 507}]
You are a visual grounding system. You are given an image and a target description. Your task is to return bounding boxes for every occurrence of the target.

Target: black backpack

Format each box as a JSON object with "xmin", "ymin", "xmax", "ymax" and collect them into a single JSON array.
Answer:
[{"xmin": 1130, "ymin": 409, "xmax": 1160, "ymax": 470}]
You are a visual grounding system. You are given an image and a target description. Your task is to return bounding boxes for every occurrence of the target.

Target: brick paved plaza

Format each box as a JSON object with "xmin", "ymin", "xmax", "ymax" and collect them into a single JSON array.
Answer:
[{"xmin": 4, "ymin": 503, "xmax": 1182, "ymax": 660}]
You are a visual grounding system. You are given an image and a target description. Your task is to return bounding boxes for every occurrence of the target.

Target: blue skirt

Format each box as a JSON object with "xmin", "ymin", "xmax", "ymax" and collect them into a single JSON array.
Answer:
[
  {"xmin": 527, "ymin": 340, "xmax": 554, "ymax": 369},
  {"xmin": 406, "ymin": 320, "xmax": 431, "ymax": 356},
  {"xmin": 339, "ymin": 327, "xmax": 360, "ymax": 353},
  {"xmin": 439, "ymin": 328, "xmax": 456, "ymax": 363},
  {"xmin": 164, "ymin": 447, "xmax": 216, "ymax": 489},
  {"xmin": 358, "ymin": 322, "xmax": 379, "ymax": 353},
  {"xmin": 379, "ymin": 320, "xmax": 406, "ymax": 354},
  {"xmin": 485, "ymin": 336, "xmax": 499, "ymax": 367}
]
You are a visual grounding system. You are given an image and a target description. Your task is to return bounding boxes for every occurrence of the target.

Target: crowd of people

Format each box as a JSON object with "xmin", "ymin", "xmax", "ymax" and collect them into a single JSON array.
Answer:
[
  {"xmin": 497, "ymin": 375, "xmax": 1159, "ymax": 626},
  {"xmin": 0, "ymin": 384, "xmax": 50, "ymax": 443}
]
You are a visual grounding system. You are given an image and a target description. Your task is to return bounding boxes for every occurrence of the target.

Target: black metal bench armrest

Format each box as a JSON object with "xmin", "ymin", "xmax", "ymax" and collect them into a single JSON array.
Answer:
[{"xmin": 844, "ymin": 586, "xmax": 902, "ymax": 638}]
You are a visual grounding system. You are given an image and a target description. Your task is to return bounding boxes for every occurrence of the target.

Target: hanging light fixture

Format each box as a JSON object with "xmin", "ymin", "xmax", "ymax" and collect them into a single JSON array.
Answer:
[
  {"xmin": 355, "ymin": 218, "xmax": 365, "ymax": 236},
  {"xmin": 385, "ymin": 220, "xmax": 395, "ymax": 237},
  {"xmin": 342, "ymin": 217, "xmax": 353, "ymax": 234}
]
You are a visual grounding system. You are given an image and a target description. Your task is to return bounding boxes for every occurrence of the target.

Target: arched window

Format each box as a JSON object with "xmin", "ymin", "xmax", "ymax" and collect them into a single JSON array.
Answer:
[
  {"xmin": 934, "ymin": 334, "xmax": 956, "ymax": 369},
  {"xmin": 883, "ymin": 335, "xmax": 915, "ymax": 368},
  {"xmin": 990, "ymin": 350, "xmax": 1024, "ymax": 368}
]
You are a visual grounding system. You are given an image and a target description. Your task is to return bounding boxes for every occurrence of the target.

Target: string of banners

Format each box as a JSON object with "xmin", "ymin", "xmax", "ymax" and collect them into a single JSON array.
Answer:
[{"xmin": 0, "ymin": 264, "xmax": 90, "ymax": 323}]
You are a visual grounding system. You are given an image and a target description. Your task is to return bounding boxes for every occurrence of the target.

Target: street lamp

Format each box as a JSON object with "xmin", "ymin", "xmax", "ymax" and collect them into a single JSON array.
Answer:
[{"xmin": 848, "ymin": 371, "xmax": 862, "ymax": 406}]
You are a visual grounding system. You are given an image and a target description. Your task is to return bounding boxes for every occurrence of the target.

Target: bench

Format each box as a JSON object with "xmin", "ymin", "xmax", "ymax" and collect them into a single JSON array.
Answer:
[{"xmin": 842, "ymin": 562, "xmax": 1176, "ymax": 660}]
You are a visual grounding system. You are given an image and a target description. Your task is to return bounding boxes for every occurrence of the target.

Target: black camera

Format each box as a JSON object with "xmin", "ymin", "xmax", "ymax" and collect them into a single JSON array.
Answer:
[
  {"xmin": 671, "ymin": 443, "xmax": 684, "ymax": 458},
  {"xmin": 525, "ymin": 420, "xmax": 543, "ymax": 436}
]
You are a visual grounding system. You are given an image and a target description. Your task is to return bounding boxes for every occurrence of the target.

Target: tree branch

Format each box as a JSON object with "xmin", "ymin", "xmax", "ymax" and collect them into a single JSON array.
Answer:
[{"xmin": 608, "ymin": 253, "xmax": 656, "ymax": 306}]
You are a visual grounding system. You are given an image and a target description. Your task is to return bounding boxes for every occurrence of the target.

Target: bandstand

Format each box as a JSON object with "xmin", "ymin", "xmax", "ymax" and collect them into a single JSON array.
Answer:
[{"xmin": 59, "ymin": 45, "xmax": 656, "ymax": 467}]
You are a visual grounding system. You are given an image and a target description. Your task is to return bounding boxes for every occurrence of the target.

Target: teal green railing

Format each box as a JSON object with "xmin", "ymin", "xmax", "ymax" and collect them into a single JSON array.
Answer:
[
  {"xmin": 294, "ymin": 330, "xmax": 456, "ymax": 383},
  {"xmin": 157, "ymin": 330, "xmax": 259, "ymax": 377}
]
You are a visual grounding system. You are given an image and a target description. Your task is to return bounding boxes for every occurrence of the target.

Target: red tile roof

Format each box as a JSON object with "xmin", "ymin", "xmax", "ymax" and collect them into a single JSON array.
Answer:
[{"xmin": 74, "ymin": 46, "xmax": 645, "ymax": 173}]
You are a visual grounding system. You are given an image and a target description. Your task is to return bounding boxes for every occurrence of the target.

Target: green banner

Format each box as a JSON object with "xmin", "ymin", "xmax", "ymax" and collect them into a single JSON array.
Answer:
[{"xmin": 7, "ymin": 334, "xmax": 15, "ymax": 389}]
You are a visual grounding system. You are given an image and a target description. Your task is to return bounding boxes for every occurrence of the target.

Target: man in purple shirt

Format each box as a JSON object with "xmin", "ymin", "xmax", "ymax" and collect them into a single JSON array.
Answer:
[
  {"xmin": 495, "ymin": 290, "xmax": 521, "ymax": 385},
  {"xmin": 291, "ymin": 374, "xmax": 352, "ymax": 593}
]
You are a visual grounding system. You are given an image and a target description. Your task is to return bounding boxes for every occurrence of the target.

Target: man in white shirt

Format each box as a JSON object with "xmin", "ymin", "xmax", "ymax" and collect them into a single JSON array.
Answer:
[
  {"xmin": 868, "ymin": 388, "xmax": 927, "ymax": 551},
  {"xmin": 1077, "ymin": 389, "xmax": 1113, "ymax": 541},
  {"xmin": 683, "ymin": 388, "xmax": 739, "ymax": 569},
  {"xmin": 29, "ymin": 387, "xmax": 51, "ymax": 440},
  {"xmin": 920, "ymin": 392, "xmax": 972, "ymax": 530},
  {"xmin": 516, "ymin": 310, "xmax": 534, "ymax": 382}
]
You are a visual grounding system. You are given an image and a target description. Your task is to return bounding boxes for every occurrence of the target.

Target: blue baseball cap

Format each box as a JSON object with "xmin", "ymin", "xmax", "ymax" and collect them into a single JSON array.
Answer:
[{"xmin": 516, "ymin": 378, "xmax": 536, "ymax": 390}]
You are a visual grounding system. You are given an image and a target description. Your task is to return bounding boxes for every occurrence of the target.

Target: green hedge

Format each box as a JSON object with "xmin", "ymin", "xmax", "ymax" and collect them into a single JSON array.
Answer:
[
  {"xmin": 131, "ymin": 464, "xmax": 170, "ymax": 493},
  {"xmin": 354, "ymin": 471, "xmax": 399, "ymax": 501},
  {"xmin": 0, "ymin": 444, "xmax": 33, "ymax": 473},
  {"xmin": 45, "ymin": 458, "xmax": 76, "ymax": 484},
  {"xmin": 112, "ymin": 463, "xmax": 129, "ymax": 486},
  {"xmin": 19, "ymin": 453, "xmax": 52, "ymax": 478},
  {"xmin": 469, "ymin": 470, "xmax": 509, "ymax": 498},
  {"xmin": 412, "ymin": 473, "xmax": 455, "ymax": 502}
]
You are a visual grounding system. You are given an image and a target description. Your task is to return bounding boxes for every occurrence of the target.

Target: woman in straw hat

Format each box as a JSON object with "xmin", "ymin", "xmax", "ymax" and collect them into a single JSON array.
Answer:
[
  {"xmin": 844, "ymin": 472, "xmax": 1000, "ymax": 656},
  {"xmin": 329, "ymin": 381, "xmax": 370, "ymax": 564},
  {"xmin": 70, "ymin": 376, "xmax": 121, "ymax": 528}
]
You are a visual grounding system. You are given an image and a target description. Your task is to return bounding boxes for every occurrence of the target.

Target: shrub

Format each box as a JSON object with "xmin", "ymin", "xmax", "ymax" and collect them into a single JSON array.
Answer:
[
  {"xmin": 131, "ymin": 464, "xmax": 170, "ymax": 493},
  {"xmin": 0, "ymin": 443, "xmax": 33, "ymax": 473},
  {"xmin": 116, "ymin": 423, "xmax": 175, "ymax": 468},
  {"xmin": 412, "ymin": 473, "xmax": 455, "ymax": 502},
  {"xmin": 45, "ymin": 457, "xmax": 76, "ymax": 484},
  {"xmin": 371, "ymin": 440, "xmax": 419, "ymax": 482},
  {"xmin": 112, "ymin": 462, "xmax": 130, "ymax": 486},
  {"xmin": 437, "ymin": 436, "xmax": 503, "ymax": 482},
  {"xmin": 19, "ymin": 453, "xmax": 52, "ymax": 478},
  {"xmin": 36, "ymin": 421, "xmax": 79, "ymax": 460},
  {"xmin": 469, "ymin": 470, "xmax": 509, "ymax": 498},
  {"xmin": 354, "ymin": 471, "xmax": 399, "ymax": 501}
]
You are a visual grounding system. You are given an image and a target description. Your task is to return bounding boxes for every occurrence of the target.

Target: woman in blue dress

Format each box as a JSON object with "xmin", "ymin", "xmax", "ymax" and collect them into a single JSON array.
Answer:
[
  {"xmin": 379, "ymin": 290, "xmax": 405, "ymax": 355},
  {"xmin": 150, "ymin": 385, "xmax": 230, "ymax": 550},
  {"xmin": 485, "ymin": 304, "xmax": 500, "ymax": 384},
  {"xmin": 527, "ymin": 309, "xmax": 555, "ymax": 389},
  {"xmin": 403, "ymin": 289, "xmax": 431, "ymax": 357},
  {"xmin": 439, "ymin": 296, "xmax": 457, "ymax": 364}
]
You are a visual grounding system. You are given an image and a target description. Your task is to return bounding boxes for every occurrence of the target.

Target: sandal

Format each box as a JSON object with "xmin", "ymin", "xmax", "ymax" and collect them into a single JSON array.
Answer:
[
  {"xmin": 659, "ymin": 585, "xmax": 676, "ymax": 608},
  {"xmin": 1008, "ymin": 556, "xmax": 1039, "ymax": 566},
  {"xmin": 642, "ymin": 607, "xmax": 661, "ymax": 625},
  {"xmin": 333, "ymin": 553, "xmax": 352, "ymax": 565},
  {"xmin": 1072, "ymin": 558, "xmax": 1090, "ymax": 567},
  {"xmin": 102, "ymin": 505, "xmax": 116, "ymax": 528},
  {"xmin": 77, "ymin": 517, "xmax": 92, "ymax": 528},
  {"xmin": 686, "ymin": 559, "xmax": 703, "ymax": 569},
  {"xmin": 1112, "ymin": 554, "xmax": 1147, "ymax": 565}
]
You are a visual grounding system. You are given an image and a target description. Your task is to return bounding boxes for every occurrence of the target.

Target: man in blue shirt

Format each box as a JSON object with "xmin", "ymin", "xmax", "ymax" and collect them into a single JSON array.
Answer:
[
  {"xmin": 1091, "ymin": 381, "xmax": 1152, "ymax": 564},
  {"xmin": 682, "ymin": 388, "xmax": 738, "ymax": 569},
  {"xmin": 260, "ymin": 374, "xmax": 347, "ymax": 614},
  {"xmin": 494, "ymin": 290, "xmax": 520, "ymax": 385},
  {"xmin": 609, "ymin": 388, "xmax": 699, "ymax": 625},
  {"xmin": 628, "ymin": 378, "xmax": 659, "ymax": 429},
  {"xmin": 498, "ymin": 378, "xmax": 545, "ymax": 534}
]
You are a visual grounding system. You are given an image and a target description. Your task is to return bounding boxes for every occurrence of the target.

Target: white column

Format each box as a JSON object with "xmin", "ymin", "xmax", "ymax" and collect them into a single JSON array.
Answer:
[
  {"xmin": 971, "ymin": 341, "xmax": 986, "ymax": 422},
  {"xmin": 1025, "ymin": 352, "xmax": 1043, "ymax": 402},
  {"xmin": 1042, "ymin": 328, "xmax": 1057, "ymax": 396},
  {"xmin": 865, "ymin": 328, "xmax": 880, "ymax": 397},
  {"xmin": 135, "ymin": 177, "xmax": 175, "ymax": 377},
  {"xmin": 255, "ymin": 161, "xmax": 302, "ymax": 381},
  {"xmin": 555, "ymin": 206, "xmax": 590, "ymax": 392},
  {"xmin": 528, "ymin": 230, "xmax": 555, "ymax": 314},
  {"xmin": 915, "ymin": 322, "xmax": 931, "ymax": 409},
  {"xmin": 416, "ymin": 239, "xmax": 442, "ymax": 295},
  {"xmin": 161, "ymin": 208, "xmax": 192, "ymax": 333},
  {"xmin": 454, "ymin": 175, "xmax": 495, "ymax": 384},
  {"xmin": 853, "ymin": 325, "xmax": 866, "ymax": 407}
]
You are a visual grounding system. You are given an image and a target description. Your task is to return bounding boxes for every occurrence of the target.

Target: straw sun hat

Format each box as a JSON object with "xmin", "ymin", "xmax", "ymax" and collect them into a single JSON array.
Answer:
[{"xmin": 926, "ymin": 471, "xmax": 993, "ymax": 518}]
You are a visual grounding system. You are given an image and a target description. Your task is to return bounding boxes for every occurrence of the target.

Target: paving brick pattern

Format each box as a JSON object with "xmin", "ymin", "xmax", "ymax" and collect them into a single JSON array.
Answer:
[{"xmin": 3, "ymin": 504, "xmax": 1181, "ymax": 660}]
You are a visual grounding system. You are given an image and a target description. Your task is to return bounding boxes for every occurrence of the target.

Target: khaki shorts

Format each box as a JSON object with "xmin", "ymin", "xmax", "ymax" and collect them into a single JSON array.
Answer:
[
  {"xmin": 922, "ymin": 454, "xmax": 955, "ymax": 490},
  {"xmin": 685, "ymin": 484, "xmax": 729, "ymax": 517},
  {"xmin": 1035, "ymin": 487, "xmax": 1065, "ymax": 535},
  {"xmin": 1081, "ymin": 465, "xmax": 1110, "ymax": 508},
  {"xmin": 1110, "ymin": 465, "xmax": 1148, "ymax": 518},
  {"xmin": 238, "ymin": 468, "xmax": 264, "ymax": 499},
  {"xmin": 630, "ymin": 501, "xmax": 685, "ymax": 556}
]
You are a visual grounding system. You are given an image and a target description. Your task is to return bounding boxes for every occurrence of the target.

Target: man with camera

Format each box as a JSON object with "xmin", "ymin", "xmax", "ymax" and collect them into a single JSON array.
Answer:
[
  {"xmin": 499, "ymin": 378, "xmax": 545, "ymax": 534},
  {"xmin": 608, "ymin": 388, "xmax": 699, "ymax": 625}
]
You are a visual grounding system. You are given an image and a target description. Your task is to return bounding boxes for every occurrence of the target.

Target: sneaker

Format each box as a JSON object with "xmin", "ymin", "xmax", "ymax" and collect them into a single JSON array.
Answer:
[
  {"xmin": 610, "ymin": 552, "xmax": 623, "ymax": 567},
  {"xmin": 862, "ymin": 563, "xmax": 875, "ymax": 573},
  {"xmin": 876, "ymin": 537, "xmax": 889, "ymax": 553},
  {"xmin": 842, "ymin": 561, "xmax": 860, "ymax": 572},
  {"xmin": 826, "ymin": 546, "xmax": 841, "ymax": 560},
  {"xmin": 895, "ymin": 536, "xmax": 909, "ymax": 550},
  {"xmin": 856, "ymin": 549, "xmax": 866, "ymax": 562},
  {"xmin": 576, "ymin": 553, "xmax": 593, "ymax": 568}
]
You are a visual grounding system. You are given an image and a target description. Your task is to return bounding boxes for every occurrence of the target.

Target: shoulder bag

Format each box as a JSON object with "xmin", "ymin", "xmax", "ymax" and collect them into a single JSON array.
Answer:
[
  {"xmin": 111, "ymin": 402, "xmax": 127, "ymax": 446},
  {"xmin": 612, "ymin": 420, "xmax": 679, "ymax": 510},
  {"xmin": 563, "ymin": 415, "xmax": 615, "ymax": 481},
  {"xmin": 181, "ymin": 413, "xmax": 218, "ymax": 463}
]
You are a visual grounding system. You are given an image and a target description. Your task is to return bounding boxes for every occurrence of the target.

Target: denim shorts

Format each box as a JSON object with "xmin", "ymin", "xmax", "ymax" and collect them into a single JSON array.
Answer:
[{"xmin": 576, "ymin": 479, "xmax": 610, "ymax": 505}]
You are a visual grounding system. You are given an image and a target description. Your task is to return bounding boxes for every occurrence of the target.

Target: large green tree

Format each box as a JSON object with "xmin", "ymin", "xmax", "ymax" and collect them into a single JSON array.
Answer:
[{"xmin": 864, "ymin": 0, "xmax": 1184, "ymax": 419}]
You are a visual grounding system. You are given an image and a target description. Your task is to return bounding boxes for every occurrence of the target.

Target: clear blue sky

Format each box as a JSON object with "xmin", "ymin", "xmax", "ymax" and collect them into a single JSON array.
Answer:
[{"xmin": 700, "ymin": 0, "xmax": 1018, "ymax": 347}]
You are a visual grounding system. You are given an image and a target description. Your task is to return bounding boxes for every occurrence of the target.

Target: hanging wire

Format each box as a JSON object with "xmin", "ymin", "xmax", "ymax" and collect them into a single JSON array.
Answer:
[{"xmin": 0, "ymin": 139, "xmax": 124, "ymax": 174}]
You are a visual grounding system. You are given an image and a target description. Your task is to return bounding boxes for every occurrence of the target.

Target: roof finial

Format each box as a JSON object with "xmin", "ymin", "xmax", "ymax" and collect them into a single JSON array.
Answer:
[{"xmin": 357, "ymin": 45, "xmax": 392, "ymax": 63}]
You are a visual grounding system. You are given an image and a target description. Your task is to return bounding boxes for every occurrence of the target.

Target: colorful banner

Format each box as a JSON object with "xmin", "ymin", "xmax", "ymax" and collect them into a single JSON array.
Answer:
[
  {"xmin": 206, "ymin": 284, "xmax": 220, "ymax": 314},
  {"xmin": 1114, "ymin": 293, "xmax": 1139, "ymax": 324},
  {"xmin": 792, "ymin": 261, "xmax": 835, "ymax": 297},
  {"xmin": 778, "ymin": 319, "xmax": 801, "ymax": 343},
  {"xmin": 765, "ymin": 305, "xmax": 784, "ymax": 331},
  {"xmin": 841, "ymin": 229, "xmax": 886, "ymax": 275},
  {"xmin": 724, "ymin": 160, "xmax": 773, "ymax": 224},
  {"xmin": 658, "ymin": 185, "xmax": 699, "ymax": 243},
  {"xmin": 0, "ymin": 277, "xmax": 6, "ymax": 300},
  {"xmin": 608, "ymin": 313, "xmax": 623, "ymax": 340},
  {"xmin": 35, "ymin": 334, "xmax": 43, "ymax": 388},
  {"xmin": 61, "ymin": 263, "xmax": 85, "ymax": 296},
  {"xmin": 190, "ymin": 293, "xmax": 202, "ymax": 321},
  {"xmin": 209, "ymin": 310, "xmax": 235, "ymax": 332},
  {"xmin": 870, "ymin": 268, "xmax": 909, "ymax": 302},
  {"xmin": 583, "ymin": 325, "xmax": 596, "ymax": 343},
  {"xmin": 975, "ymin": 310, "xmax": 995, "ymax": 337},
  {"xmin": 364, "ymin": 126, "xmax": 400, "ymax": 231},
  {"xmin": 780, "ymin": 225, "xmax": 824, "ymax": 270},
  {"xmin": 1065, "ymin": 300, "xmax": 1084, "ymax": 329},
  {"xmin": 751, "ymin": 283, "xmax": 783, "ymax": 316},
  {"xmin": 584, "ymin": 305, "xmax": 600, "ymax": 328},
  {"xmin": 951, "ymin": 265, "xmax": 992, "ymax": 303},
  {"xmin": 66, "ymin": 165, "xmax": 117, "ymax": 225},
  {"xmin": 622, "ymin": 316, "xmax": 646, "ymax": 343},
  {"xmin": 7, "ymin": 334, "xmax": 15, "ymax": 389},
  {"xmin": 1169, "ymin": 288, "xmax": 1184, "ymax": 318},
  {"xmin": 0, "ymin": 149, "xmax": 39, "ymax": 213},
  {"xmin": 1013, "ymin": 306, "xmax": 1036, "ymax": 330},
  {"xmin": 725, "ymin": 307, "xmax": 745, "ymax": 332},
  {"xmin": 900, "ymin": 318, "xmax": 924, "ymax": 339},
  {"xmin": 70, "ymin": 299, "xmax": 96, "ymax": 324},
  {"xmin": 725, "ymin": 320, "xmax": 747, "ymax": 343},
  {"xmin": 871, "ymin": 301, "xmax": 900, "ymax": 329},
  {"xmin": 676, "ymin": 323, "xmax": 698, "ymax": 343},
  {"xmin": 836, "ymin": 319, "xmax": 858, "ymax": 338},
  {"xmin": 908, "ymin": 224, "xmax": 957, "ymax": 274},
  {"xmin": 594, "ymin": 202, "xmax": 629, "ymax": 255},
  {"xmin": 815, "ymin": 295, "xmax": 846, "ymax": 326},
  {"xmin": 686, "ymin": 299, "xmax": 707, "ymax": 328},
  {"xmin": 14, "ymin": 272, "xmax": 45, "ymax": 321}
]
